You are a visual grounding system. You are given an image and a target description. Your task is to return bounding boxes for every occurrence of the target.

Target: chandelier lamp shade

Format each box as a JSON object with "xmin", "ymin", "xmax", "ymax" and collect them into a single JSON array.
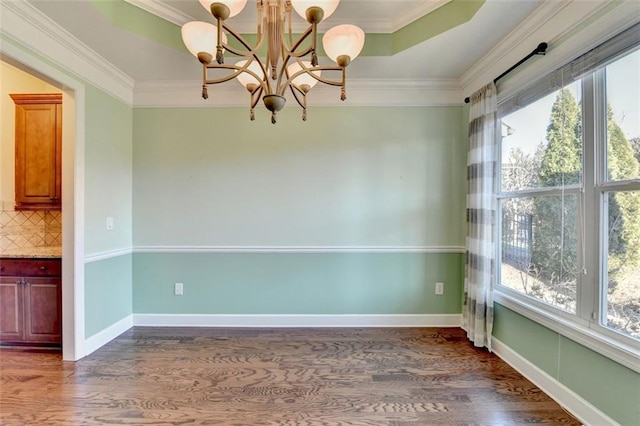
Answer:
[{"xmin": 181, "ymin": 0, "xmax": 365, "ymax": 123}]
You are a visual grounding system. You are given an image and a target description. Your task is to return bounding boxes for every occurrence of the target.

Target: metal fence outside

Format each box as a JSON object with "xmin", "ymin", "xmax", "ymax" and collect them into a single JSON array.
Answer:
[{"xmin": 502, "ymin": 212, "xmax": 533, "ymax": 269}]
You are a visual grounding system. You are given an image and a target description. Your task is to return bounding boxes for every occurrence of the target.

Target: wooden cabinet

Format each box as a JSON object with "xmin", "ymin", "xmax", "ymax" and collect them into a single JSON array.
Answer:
[
  {"xmin": 0, "ymin": 258, "xmax": 62, "ymax": 345},
  {"xmin": 10, "ymin": 93, "xmax": 62, "ymax": 211}
]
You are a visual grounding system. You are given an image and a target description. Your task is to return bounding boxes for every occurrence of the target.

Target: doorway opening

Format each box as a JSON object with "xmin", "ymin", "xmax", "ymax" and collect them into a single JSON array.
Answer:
[{"xmin": 1, "ymin": 54, "xmax": 85, "ymax": 360}]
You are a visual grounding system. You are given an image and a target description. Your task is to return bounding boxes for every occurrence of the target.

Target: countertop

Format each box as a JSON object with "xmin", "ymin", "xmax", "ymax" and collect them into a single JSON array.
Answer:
[{"xmin": 1, "ymin": 246, "xmax": 62, "ymax": 259}]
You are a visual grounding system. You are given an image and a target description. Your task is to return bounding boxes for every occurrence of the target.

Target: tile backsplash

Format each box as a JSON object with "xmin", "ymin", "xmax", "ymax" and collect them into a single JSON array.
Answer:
[{"xmin": 0, "ymin": 210, "xmax": 62, "ymax": 251}]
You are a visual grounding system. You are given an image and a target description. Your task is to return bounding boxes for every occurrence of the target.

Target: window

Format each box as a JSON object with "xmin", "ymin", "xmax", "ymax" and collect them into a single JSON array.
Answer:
[
  {"xmin": 499, "ymin": 82, "xmax": 582, "ymax": 314},
  {"xmin": 495, "ymin": 25, "xmax": 639, "ymax": 370},
  {"xmin": 601, "ymin": 49, "xmax": 640, "ymax": 339}
]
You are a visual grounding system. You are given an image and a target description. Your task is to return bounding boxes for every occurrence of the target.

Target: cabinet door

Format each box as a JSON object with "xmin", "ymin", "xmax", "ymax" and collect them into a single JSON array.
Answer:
[
  {"xmin": 10, "ymin": 93, "xmax": 62, "ymax": 210},
  {"xmin": 23, "ymin": 277, "xmax": 61, "ymax": 343},
  {"xmin": 0, "ymin": 276, "xmax": 25, "ymax": 342}
]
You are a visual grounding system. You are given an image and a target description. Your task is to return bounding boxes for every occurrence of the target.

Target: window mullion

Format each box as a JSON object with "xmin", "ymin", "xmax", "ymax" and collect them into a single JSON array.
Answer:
[
  {"xmin": 580, "ymin": 74, "xmax": 598, "ymax": 323},
  {"xmin": 497, "ymin": 186, "xmax": 582, "ymax": 199},
  {"xmin": 593, "ymin": 68, "xmax": 611, "ymax": 329}
]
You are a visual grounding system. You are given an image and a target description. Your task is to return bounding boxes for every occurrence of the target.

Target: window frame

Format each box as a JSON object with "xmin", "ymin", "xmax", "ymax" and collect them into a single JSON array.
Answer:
[{"xmin": 494, "ymin": 37, "xmax": 640, "ymax": 372}]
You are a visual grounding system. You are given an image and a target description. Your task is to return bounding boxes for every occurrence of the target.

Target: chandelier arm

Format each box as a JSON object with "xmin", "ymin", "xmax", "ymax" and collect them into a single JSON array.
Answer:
[
  {"xmin": 237, "ymin": 56, "xmax": 272, "ymax": 94},
  {"xmin": 220, "ymin": 22, "xmax": 265, "ymax": 58},
  {"xmin": 250, "ymin": 85, "xmax": 263, "ymax": 110},
  {"xmin": 288, "ymin": 83, "xmax": 306, "ymax": 109},
  {"xmin": 218, "ymin": 21, "xmax": 272, "ymax": 94},
  {"xmin": 204, "ymin": 64, "xmax": 268, "ymax": 93},
  {"xmin": 288, "ymin": 83, "xmax": 309, "ymax": 121},
  {"xmin": 246, "ymin": 84, "xmax": 263, "ymax": 121},
  {"xmin": 288, "ymin": 27, "xmax": 314, "ymax": 56},
  {"xmin": 277, "ymin": 65, "xmax": 344, "ymax": 96},
  {"xmin": 274, "ymin": 25, "xmax": 314, "ymax": 94},
  {"xmin": 274, "ymin": 41, "xmax": 291, "ymax": 95}
]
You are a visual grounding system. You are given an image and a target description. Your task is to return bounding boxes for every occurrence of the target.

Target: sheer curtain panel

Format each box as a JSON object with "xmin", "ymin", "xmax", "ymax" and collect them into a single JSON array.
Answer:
[{"xmin": 463, "ymin": 82, "xmax": 498, "ymax": 350}]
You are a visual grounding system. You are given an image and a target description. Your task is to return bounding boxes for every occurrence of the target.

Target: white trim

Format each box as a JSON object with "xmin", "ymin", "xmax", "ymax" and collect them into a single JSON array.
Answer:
[
  {"xmin": 133, "ymin": 78, "xmax": 462, "ymax": 108},
  {"xmin": 122, "ymin": 0, "xmax": 193, "ymax": 26},
  {"xmin": 68, "ymin": 84, "xmax": 86, "ymax": 363},
  {"xmin": 132, "ymin": 245, "xmax": 467, "ymax": 254},
  {"xmin": 494, "ymin": 292, "xmax": 640, "ymax": 374},
  {"xmin": 122, "ymin": 0, "xmax": 452, "ymax": 33},
  {"xmin": 84, "ymin": 247, "xmax": 134, "ymax": 263},
  {"xmin": 83, "ymin": 315, "xmax": 133, "ymax": 357},
  {"xmin": 391, "ymin": 0, "xmax": 451, "ymax": 33},
  {"xmin": 461, "ymin": 0, "xmax": 570, "ymax": 93},
  {"xmin": 133, "ymin": 314, "xmax": 462, "ymax": 328},
  {"xmin": 461, "ymin": 0, "xmax": 639, "ymax": 100},
  {"xmin": 492, "ymin": 337, "xmax": 618, "ymax": 426},
  {"xmin": 0, "ymin": 0, "xmax": 134, "ymax": 105},
  {"xmin": 496, "ymin": 2, "xmax": 640, "ymax": 105}
]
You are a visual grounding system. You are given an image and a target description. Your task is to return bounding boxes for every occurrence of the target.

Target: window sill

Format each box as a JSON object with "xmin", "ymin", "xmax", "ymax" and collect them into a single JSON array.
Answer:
[{"xmin": 493, "ymin": 290, "xmax": 640, "ymax": 373}]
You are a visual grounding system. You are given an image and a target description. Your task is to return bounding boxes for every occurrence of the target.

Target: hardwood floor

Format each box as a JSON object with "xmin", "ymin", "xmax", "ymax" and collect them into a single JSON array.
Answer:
[{"xmin": 0, "ymin": 327, "xmax": 580, "ymax": 425}]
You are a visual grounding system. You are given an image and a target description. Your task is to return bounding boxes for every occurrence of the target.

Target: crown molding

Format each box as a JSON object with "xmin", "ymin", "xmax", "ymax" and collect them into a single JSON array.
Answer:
[
  {"xmin": 495, "ymin": 1, "xmax": 640, "ymax": 103},
  {"xmin": 460, "ymin": 0, "xmax": 571, "ymax": 95},
  {"xmin": 0, "ymin": 0, "xmax": 134, "ymax": 105},
  {"xmin": 391, "ymin": 0, "xmax": 451, "ymax": 33},
  {"xmin": 133, "ymin": 77, "xmax": 462, "ymax": 108},
  {"xmin": 460, "ymin": 0, "xmax": 635, "ymax": 100},
  {"xmin": 315, "ymin": 0, "xmax": 452, "ymax": 33},
  {"xmin": 123, "ymin": 0, "xmax": 192, "ymax": 26},
  {"xmin": 122, "ymin": 0, "xmax": 452, "ymax": 34}
]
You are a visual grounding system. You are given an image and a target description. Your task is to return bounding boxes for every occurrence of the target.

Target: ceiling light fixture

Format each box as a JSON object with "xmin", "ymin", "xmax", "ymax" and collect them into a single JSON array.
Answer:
[{"xmin": 181, "ymin": 0, "xmax": 365, "ymax": 123}]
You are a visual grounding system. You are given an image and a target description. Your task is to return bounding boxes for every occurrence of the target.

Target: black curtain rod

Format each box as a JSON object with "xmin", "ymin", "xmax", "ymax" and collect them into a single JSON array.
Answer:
[{"xmin": 464, "ymin": 42, "xmax": 548, "ymax": 104}]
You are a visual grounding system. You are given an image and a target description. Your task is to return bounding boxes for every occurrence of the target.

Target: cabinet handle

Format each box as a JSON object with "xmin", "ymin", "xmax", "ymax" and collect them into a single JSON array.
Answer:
[
  {"xmin": 40, "ymin": 266, "xmax": 46, "ymax": 271},
  {"xmin": 16, "ymin": 279, "xmax": 25, "ymax": 286}
]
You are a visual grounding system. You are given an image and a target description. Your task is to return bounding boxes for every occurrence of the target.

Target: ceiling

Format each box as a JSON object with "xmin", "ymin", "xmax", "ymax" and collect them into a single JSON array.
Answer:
[{"xmin": 27, "ymin": 0, "xmax": 544, "ymax": 84}]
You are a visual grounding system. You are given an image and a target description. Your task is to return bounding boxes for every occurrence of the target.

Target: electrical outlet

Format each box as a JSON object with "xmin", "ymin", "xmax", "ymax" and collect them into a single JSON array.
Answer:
[
  {"xmin": 435, "ymin": 282, "xmax": 444, "ymax": 295},
  {"xmin": 174, "ymin": 283, "xmax": 184, "ymax": 296},
  {"xmin": 106, "ymin": 216, "xmax": 114, "ymax": 230}
]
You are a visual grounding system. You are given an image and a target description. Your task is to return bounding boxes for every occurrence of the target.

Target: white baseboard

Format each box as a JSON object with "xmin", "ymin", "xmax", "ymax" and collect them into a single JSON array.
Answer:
[
  {"xmin": 491, "ymin": 337, "xmax": 617, "ymax": 426},
  {"xmin": 133, "ymin": 314, "xmax": 462, "ymax": 328},
  {"xmin": 83, "ymin": 315, "xmax": 133, "ymax": 357}
]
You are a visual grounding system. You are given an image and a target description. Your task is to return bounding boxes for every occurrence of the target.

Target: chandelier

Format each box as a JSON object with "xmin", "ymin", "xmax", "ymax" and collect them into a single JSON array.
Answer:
[{"xmin": 181, "ymin": 0, "xmax": 365, "ymax": 123}]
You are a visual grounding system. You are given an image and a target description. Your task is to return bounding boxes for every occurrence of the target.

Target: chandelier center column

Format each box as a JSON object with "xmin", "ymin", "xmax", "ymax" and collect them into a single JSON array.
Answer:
[{"xmin": 267, "ymin": 1, "xmax": 283, "ymax": 80}]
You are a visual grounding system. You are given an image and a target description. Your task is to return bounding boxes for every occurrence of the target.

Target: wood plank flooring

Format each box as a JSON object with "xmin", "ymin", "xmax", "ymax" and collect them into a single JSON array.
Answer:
[{"xmin": 0, "ymin": 327, "xmax": 580, "ymax": 425}]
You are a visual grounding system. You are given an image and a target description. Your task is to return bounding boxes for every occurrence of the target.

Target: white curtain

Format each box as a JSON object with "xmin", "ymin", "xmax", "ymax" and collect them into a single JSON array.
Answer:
[{"xmin": 462, "ymin": 82, "xmax": 497, "ymax": 350}]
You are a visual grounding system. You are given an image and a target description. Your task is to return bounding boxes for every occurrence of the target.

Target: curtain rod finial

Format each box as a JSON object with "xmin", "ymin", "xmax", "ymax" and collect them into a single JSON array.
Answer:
[{"xmin": 536, "ymin": 42, "xmax": 548, "ymax": 54}]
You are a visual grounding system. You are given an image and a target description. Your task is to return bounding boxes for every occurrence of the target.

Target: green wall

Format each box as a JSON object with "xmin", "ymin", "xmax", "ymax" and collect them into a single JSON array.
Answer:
[
  {"xmin": 84, "ymin": 85, "xmax": 133, "ymax": 254},
  {"xmin": 134, "ymin": 252, "xmax": 463, "ymax": 314},
  {"xmin": 85, "ymin": 254, "xmax": 133, "ymax": 337},
  {"xmin": 132, "ymin": 106, "xmax": 468, "ymax": 316},
  {"xmin": 133, "ymin": 106, "xmax": 467, "ymax": 247},
  {"xmin": 493, "ymin": 304, "xmax": 640, "ymax": 425},
  {"xmin": 83, "ymin": 84, "xmax": 134, "ymax": 339}
]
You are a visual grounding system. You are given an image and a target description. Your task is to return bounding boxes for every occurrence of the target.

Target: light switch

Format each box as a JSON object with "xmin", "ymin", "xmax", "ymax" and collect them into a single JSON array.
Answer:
[{"xmin": 106, "ymin": 216, "xmax": 114, "ymax": 230}]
